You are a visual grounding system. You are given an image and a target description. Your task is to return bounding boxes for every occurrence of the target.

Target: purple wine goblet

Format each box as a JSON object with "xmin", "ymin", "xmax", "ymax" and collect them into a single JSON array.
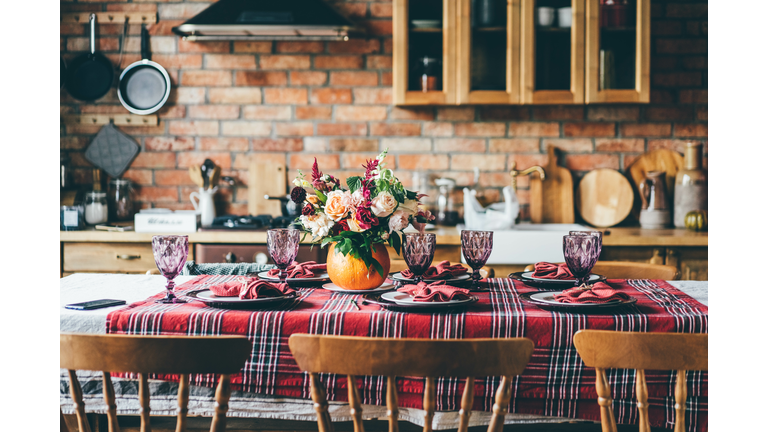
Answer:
[
  {"xmin": 461, "ymin": 230, "xmax": 494, "ymax": 290},
  {"xmin": 267, "ymin": 228, "xmax": 301, "ymax": 284},
  {"xmin": 152, "ymin": 235, "xmax": 189, "ymax": 304},
  {"xmin": 569, "ymin": 230, "xmax": 603, "ymax": 258},
  {"xmin": 563, "ymin": 234, "xmax": 601, "ymax": 288},
  {"xmin": 402, "ymin": 233, "xmax": 437, "ymax": 284}
]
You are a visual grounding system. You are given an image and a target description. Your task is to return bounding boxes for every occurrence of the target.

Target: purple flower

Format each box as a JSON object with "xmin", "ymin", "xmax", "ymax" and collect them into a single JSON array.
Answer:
[{"xmin": 290, "ymin": 186, "xmax": 307, "ymax": 204}]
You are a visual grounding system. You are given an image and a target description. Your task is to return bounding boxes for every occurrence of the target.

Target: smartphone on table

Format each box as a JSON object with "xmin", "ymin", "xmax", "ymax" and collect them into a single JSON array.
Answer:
[{"xmin": 65, "ymin": 299, "xmax": 126, "ymax": 310}]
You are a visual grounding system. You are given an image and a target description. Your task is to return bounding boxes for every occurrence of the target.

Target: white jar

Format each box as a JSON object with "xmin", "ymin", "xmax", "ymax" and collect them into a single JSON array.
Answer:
[
  {"xmin": 84, "ymin": 191, "xmax": 109, "ymax": 225},
  {"xmin": 558, "ymin": 7, "xmax": 573, "ymax": 28}
]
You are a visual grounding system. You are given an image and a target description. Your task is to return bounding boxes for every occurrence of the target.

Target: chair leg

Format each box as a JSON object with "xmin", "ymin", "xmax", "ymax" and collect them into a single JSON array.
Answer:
[
  {"xmin": 422, "ymin": 378, "xmax": 435, "ymax": 432},
  {"xmin": 68, "ymin": 370, "xmax": 93, "ymax": 432},
  {"xmin": 458, "ymin": 377, "xmax": 475, "ymax": 432},
  {"xmin": 386, "ymin": 376, "xmax": 399, "ymax": 432},
  {"xmin": 673, "ymin": 370, "xmax": 687, "ymax": 432},
  {"xmin": 595, "ymin": 368, "xmax": 618, "ymax": 432},
  {"xmin": 487, "ymin": 376, "xmax": 512, "ymax": 432},
  {"xmin": 210, "ymin": 374, "xmax": 232, "ymax": 432},
  {"xmin": 310, "ymin": 373, "xmax": 334, "ymax": 432}
]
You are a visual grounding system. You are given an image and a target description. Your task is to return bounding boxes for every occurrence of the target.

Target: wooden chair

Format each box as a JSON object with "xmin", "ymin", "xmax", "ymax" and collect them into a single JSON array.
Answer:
[
  {"xmin": 522, "ymin": 261, "xmax": 679, "ymax": 280},
  {"xmin": 389, "ymin": 260, "xmax": 495, "ymax": 279},
  {"xmin": 60, "ymin": 333, "xmax": 252, "ymax": 432},
  {"xmin": 573, "ymin": 330, "xmax": 708, "ymax": 432},
  {"xmin": 288, "ymin": 334, "xmax": 534, "ymax": 432}
]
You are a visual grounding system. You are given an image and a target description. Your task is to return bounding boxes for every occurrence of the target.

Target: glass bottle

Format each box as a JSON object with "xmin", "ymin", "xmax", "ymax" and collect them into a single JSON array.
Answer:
[
  {"xmin": 84, "ymin": 191, "xmax": 109, "ymax": 225},
  {"xmin": 108, "ymin": 179, "xmax": 135, "ymax": 222},
  {"xmin": 418, "ymin": 56, "xmax": 439, "ymax": 92},
  {"xmin": 673, "ymin": 142, "xmax": 707, "ymax": 228},
  {"xmin": 434, "ymin": 177, "xmax": 459, "ymax": 226}
]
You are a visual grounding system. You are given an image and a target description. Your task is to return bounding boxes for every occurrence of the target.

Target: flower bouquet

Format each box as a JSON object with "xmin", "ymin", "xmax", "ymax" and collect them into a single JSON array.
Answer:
[{"xmin": 290, "ymin": 150, "xmax": 434, "ymax": 290}]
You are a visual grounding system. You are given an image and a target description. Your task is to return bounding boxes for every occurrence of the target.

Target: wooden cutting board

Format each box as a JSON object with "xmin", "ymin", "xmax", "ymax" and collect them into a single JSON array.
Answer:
[
  {"xmin": 248, "ymin": 161, "xmax": 287, "ymax": 217},
  {"xmin": 576, "ymin": 169, "xmax": 634, "ymax": 227},
  {"xmin": 529, "ymin": 145, "xmax": 574, "ymax": 223},
  {"xmin": 627, "ymin": 149, "xmax": 684, "ymax": 217}
]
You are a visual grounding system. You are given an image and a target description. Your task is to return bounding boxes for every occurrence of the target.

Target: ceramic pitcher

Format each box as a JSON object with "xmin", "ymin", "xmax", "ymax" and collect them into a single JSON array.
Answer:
[
  {"xmin": 190, "ymin": 187, "xmax": 217, "ymax": 227},
  {"xmin": 638, "ymin": 171, "xmax": 669, "ymax": 211}
]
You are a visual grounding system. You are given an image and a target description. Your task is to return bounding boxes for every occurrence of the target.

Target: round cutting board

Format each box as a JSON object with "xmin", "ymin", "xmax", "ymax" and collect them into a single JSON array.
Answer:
[{"xmin": 576, "ymin": 169, "xmax": 634, "ymax": 227}]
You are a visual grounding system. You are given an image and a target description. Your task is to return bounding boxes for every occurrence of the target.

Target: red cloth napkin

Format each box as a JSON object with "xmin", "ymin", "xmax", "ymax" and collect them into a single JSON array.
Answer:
[
  {"xmin": 400, "ymin": 261, "xmax": 468, "ymax": 280},
  {"xmin": 266, "ymin": 261, "xmax": 327, "ymax": 279},
  {"xmin": 553, "ymin": 282, "xmax": 631, "ymax": 304},
  {"xmin": 532, "ymin": 262, "xmax": 574, "ymax": 280},
  {"xmin": 397, "ymin": 281, "xmax": 471, "ymax": 302},
  {"xmin": 209, "ymin": 277, "xmax": 295, "ymax": 300}
]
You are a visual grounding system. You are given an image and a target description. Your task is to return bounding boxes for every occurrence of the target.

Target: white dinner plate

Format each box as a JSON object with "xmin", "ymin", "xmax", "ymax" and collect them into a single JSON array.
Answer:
[
  {"xmin": 528, "ymin": 291, "xmax": 622, "ymax": 306},
  {"xmin": 256, "ymin": 271, "xmax": 330, "ymax": 283},
  {"xmin": 521, "ymin": 272, "xmax": 601, "ymax": 283},
  {"xmin": 390, "ymin": 272, "xmax": 471, "ymax": 284},
  {"xmin": 380, "ymin": 291, "xmax": 476, "ymax": 307},
  {"xmin": 187, "ymin": 289, "xmax": 296, "ymax": 305},
  {"xmin": 322, "ymin": 282, "xmax": 396, "ymax": 294},
  {"xmin": 411, "ymin": 20, "xmax": 441, "ymax": 28}
]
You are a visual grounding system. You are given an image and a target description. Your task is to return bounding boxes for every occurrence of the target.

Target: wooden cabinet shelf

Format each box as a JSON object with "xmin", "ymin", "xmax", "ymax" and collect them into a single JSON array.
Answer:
[{"xmin": 393, "ymin": 0, "xmax": 650, "ymax": 105}]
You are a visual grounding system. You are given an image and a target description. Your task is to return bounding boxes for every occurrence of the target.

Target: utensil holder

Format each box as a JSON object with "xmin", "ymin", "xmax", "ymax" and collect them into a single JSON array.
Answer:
[{"xmin": 190, "ymin": 187, "xmax": 217, "ymax": 227}]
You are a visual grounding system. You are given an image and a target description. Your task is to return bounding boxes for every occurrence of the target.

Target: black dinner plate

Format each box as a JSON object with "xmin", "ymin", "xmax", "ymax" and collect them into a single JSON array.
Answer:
[
  {"xmin": 508, "ymin": 272, "xmax": 606, "ymax": 290},
  {"xmin": 517, "ymin": 291, "xmax": 637, "ymax": 313},
  {"xmin": 361, "ymin": 293, "xmax": 478, "ymax": 313}
]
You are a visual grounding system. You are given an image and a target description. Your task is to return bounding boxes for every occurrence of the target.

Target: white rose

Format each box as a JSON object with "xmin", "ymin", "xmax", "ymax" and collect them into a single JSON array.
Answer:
[
  {"xmin": 350, "ymin": 189, "xmax": 366, "ymax": 208},
  {"xmin": 398, "ymin": 199, "xmax": 420, "ymax": 217},
  {"xmin": 388, "ymin": 210, "xmax": 409, "ymax": 233},
  {"xmin": 301, "ymin": 212, "xmax": 334, "ymax": 238},
  {"xmin": 371, "ymin": 191, "xmax": 398, "ymax": 217},
  {"xmin": 347, "ymin": 212, "xmax": 366, "ymax": 232}
]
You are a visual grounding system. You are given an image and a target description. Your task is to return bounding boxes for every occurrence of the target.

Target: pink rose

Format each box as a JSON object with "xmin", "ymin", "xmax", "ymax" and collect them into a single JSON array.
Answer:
[{"xmin": 388, "ymin": 210, "xmax": 409, "ymax": 233}]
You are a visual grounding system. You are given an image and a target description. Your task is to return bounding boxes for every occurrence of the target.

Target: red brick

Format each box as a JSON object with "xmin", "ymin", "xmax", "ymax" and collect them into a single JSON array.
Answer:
[
  {"xmin": 276, "ymin": 122, "xmax": 314, "ymax": 136},
  {"xmin": 221, "ymin": 121, "xmax": 271, "ymax": 136},
  {"xmin": 381, "ymin": 72, "xmax": 393, "ymax": 86},
  {"xmin": 233, "ymin": 153, "xmax": 286, "ymax": 169},
  {"xmin": 532, "ymin": 106, "xmax": 584, "ymax": 121},
  {"xmin": 489, "ymin": 139, "xmax": 540, "ymax": 153},
  {"xmin": 252, "ymin": 138, "xmax": 304, "ymax": 152},
  {"xmin": 260, "ymin": 55, "xmax": 311, "ymax": 69},
  {"xmin": 328, "ymin": 40, "xmax": 380, "ymax": 54},
  {"xmin": 437, "ymin": 107, "xmax": 475, "ymax": 121},
  {"xmin": 304, "ymin": 138, "xmax": 328, "ymax": 152},
  {"xmin": 200, "ymin": 138, "xmax": 249, "ymax": 151},
  {"xmin": 204, "ymin": 54, "xmax": 255, "ymax": 69},
  {"xmin": 681, "ymin": 56, "xmax": 707, "ymax": 70},
  {"xmin": 263, "ymin": 88, "xmax": 308, "ymax": 104},
  {"xmin": 370, "ymin": 123, "xmax": 421, "ymax": 136},
  {"xmin": 79, "ymin": 105, "xmax": 131, "ymax": 114},
  {"xmin": 586, "ymin": 107, "xmax": 641, "ymax": 121},
  {"xmin": 158, "ymin": 3, "xmax": 209, "ymax": 19},
  {"xmin": 333, "ymin": 2, "xmax": 367, "ymax": 19},
  {"xmin": 177, "ymin": 152, "xmax": 232, "ymax": 169},
  {"xmin": 135, "ymin": 187, "xmax": 179, "ymax": 203},
  {"xmin": 370, "ymin": 3, "xmax": 393, "ymax": 18},
  {"xmin": 121, "ymin": 169, "xmax": 153, "ymax": 185},
  {"xmin": 145, "ymin": 137, "xmax": 195, "ymax": 152},
  {"xmin": 648, "ymin": 139, "xmax": 706, "ymax": 154},
  {"xmin": 381, "ymin": 138, "xmax": 431, "ymax": 152},
  {"xmin": 60, "ymin": 137, "xmax": 89, "ymax": 150},
  {"xmin": 542, "ymin": 138, "xmax": 594, "ymax": 153},
  {"xmin": 330, "ymin": 71, "xmax": 379, "ymax": 86},
  {"xmin": 620, "ymin": 123, "xmax": 672, "ymax": 137},
  {"xmin": 422, "ymin": 122, "xmax": 453, "ymax": 137},
  {"xmin": 67, "ymin": 37, "xmax": 119, "ymax": 52},
  {"xmin": 507, "ymin": 154, "xmax": 548, "ymax": 170},
  {"xmin": 455, "ymin": 122, "xmax": 506, "ymax": 137},
  {"xmin": 243, "ymin": 106, "xmax": 292, "ymax": 120},
  {"xmin": 152, "ymin": 54, "xmax": 202, "ymax": 69},
  {"xmin": 174, "ymin": 88, "xmax": 206, "ymax": 104},
  {"xmin": 291, "ymin": 71, "xmax": 328, "ymax": 86},
  {"xmin": 233, "ymin": 41, "xmax": 273, "ymax": 53},
  {"xmin": 364, "ymin": 20, "xmax": 392, "ymax": 36},
  {"xmin": 314, "ymin": 55, "xmax": 363, "ymax": 69},
  {"xmin": 399, "ymin": 154, "xmax": 449, "ymax": 170},
  {"xmin": 329, "ymin": 139, "xmax": 379, "ymax": 152},
  {"xmin": 595, "ymin": 139, "xmax": 645, "ymax": 152},
  {"xmin": 154, "ymin": 170, "xmax": 195, "ymax": 186},
  {"xmin": 367, "ymin": 55, "xmax": 393, "ymax": 69},
  {"xmin": 353, "ymin": 88, "xmax": 393, "ymax": 104},
  {"xmin": 178, "ymin": 39, "xmax": 229, "ymax": 53},
  {"xmin": 650, "ymin": 90, "xmax": 675, "ymax": 104},
  {"xmin": 146, "ymin": 20, "xmax": 185, "ymax": 37},
  {"xmin": 450, "ymin": 154, "xmax": 505, "ymax": 171},
  {"xmin": 158, "ymin": 105, "xmax": 186, "ymax": 119},
  {"xmin": 209, "ymin": 88, "xmax": 262, "ymax": 104},
  {"xmin": 651, "ymin": 57, "xmax": 678, "ymax": 71},
  {"xmin": 652, "ymin": 21, "xmax": 682, "ymax": 36},
  {"xmin": 508, "ymin": 122, "xmax": 560, "ymax": 137},
  {"xmin": 565, "ymin": 155, "xmax": 619, "ymax": 171},
  {"xmin": 234, "ymin": 71, "xmax": 288, "ymax": 86},
  {"xmin": 342, "ymin": 153, "xmax": 381, "ymax": 169},
  {"xmin": 391, "ymin": 107, "xmax": 435, "ymax": 121},
  {"xmin": 290, "ymin": 154, "xmax": 340, "ymax": 170},
  {"xmin": 435, "ymin": 139, "xmax": 485, "ymax": 153},
  {"xmin": 646, "ymin": 107, "xmax": 694, "ymax": 122},
  {"xmin": 307, "ymin": 89, "xmax": 350, "ymax": 106},
  {"xmin": 188, "ymin": 105, "xmax": 240, "ymax": 119},
  {"xmin": 563, "ymin": 123, "xmax": 615, "ymax": 137},
  {"xmin": 276, "ymin": 41, "xmax": 325, "ymax": 53},
  {"xmin": 296, "ymin": 106, "xmax": 333, "ymax": 120},
  {"xmin": 679, "ymin": 90, "xmax": 708, "ymax": 104},
  {"xmin": 105, "ymin": 4, "xmax": 157, "ymax": 12},
  {"xmin": 317, "ymin": 123, "xmax": 368, "ymax": 136},
  {"xmin": 674, "ymin": 124, "xmax": 708, "ymax": 138},
  {"xmin": 656, "ymin": 39, "xmax": 707, "ymax": 54},
  {"xmin": 653, "ymin": 72, "xmax": 702, "ymax": 87},
  {"xmin": 478, "ymin": 107, "xmax": 530, "ymax": 121},
  {"xmin": 623, "ymin": 155, "xmax": 641, "ymax": 170},
  {"xmin": 696, "ymin": 107, "xmax": 707, "ymax": 121},
  {"xmin": 168, "ymin": 121, "xmax": 218, "ymax": 136},
  {"xmin": 131, "ymin": 152, "xmax": 176, "ymax": 169},
  {"xmin": 336, "ymin": 106, "xmax": 388, "ymax": 121}
]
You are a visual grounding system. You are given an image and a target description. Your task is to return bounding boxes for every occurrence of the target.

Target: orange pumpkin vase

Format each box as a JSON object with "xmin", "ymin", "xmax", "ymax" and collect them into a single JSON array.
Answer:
[{"xmin": 326, "ymin": 242, "xmax": 391, "ymax": 290}]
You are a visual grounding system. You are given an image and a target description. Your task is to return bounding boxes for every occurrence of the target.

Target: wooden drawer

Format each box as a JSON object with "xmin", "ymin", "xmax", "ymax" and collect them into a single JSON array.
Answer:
[{"xmin": 63, "ymin": 242, "xmax": 160, "ymax": 273}]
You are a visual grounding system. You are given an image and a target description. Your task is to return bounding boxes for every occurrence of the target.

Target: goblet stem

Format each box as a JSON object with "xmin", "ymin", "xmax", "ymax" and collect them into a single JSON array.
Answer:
[
  {"xmin": 158, "ymin": 277, "xmax": 185, "ymax": 303},
  {"xmin": 278, "ymin": 268, "xmax": 288, "ymax": 285},
  {"xmin": 413, "ymin": 275, "xmax": 423, "ymax": 285},
  {"xmin": 471, "ymin": 269, "xmax": 482, "ymax": 290}
]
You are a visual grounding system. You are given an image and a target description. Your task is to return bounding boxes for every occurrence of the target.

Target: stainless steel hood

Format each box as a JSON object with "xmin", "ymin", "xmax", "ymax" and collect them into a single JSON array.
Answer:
[{"xmin": 172, "ymin": 0, "xmax": 362, "ymax": 41}]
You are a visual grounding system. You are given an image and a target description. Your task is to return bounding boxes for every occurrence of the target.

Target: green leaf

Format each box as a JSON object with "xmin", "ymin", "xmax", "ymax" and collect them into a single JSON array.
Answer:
[
  {"xmin": 316, "ymin": 190, "xmax": 327, "ymax": 203},
  {"xmin": 370, "ymin": 256, "xmax": 385, "ymax": 278},
  {"xmin": 389, "ymin": 231, "xmax": 402, "ymax": 256},
  {"xmin": 346, "ymin": 176, "xmax": 362, "ymax": 193},
  {"xmin": 405, "ymin": 189, "xmax": 418, "ymax": 200}
]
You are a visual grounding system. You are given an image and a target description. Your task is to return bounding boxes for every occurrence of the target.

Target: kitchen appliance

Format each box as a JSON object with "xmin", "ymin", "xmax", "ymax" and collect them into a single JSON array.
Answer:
[
  {"xmin": 65, "ymin": 14, "xmax": 114, "ymax": 101},
  {"xmin": 529, "ymin": 145, "xmax": 575, "ymax": 224},
  {"xmin": 638, "ymin": 171, "xmax": 671, "ymax": 229},
  {"xmin": 172, "ymin": 0, "xmax": 361, "ymax": 41},
  {"xmin": 201, "ymin": 214, "xmax": 294, "ymax": 231},
  {"xmin": 118, "ymin": 25, "xmax": 171, "ymax": 115},
  {"xmin": 84, "ymin": 123, "xmax": 140, "ymax": 179},
  {"xmin": 576, "ymin": 169, "xmax": 634, "ymax": 228},
  {"xmin": 674, "ymin": 142, "xmax": 707, "ymax": 228}
]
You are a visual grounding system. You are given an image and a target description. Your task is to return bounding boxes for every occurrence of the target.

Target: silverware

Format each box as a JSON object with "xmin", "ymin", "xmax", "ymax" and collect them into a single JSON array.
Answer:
[{"xmin": 350, "ymin": 299, "xmax": 360, "ymax": 310}]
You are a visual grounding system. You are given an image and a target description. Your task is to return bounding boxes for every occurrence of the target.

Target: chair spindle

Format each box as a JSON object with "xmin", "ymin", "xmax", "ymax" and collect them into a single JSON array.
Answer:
[
  {"xmin": 594, "ymin": 368, "xmax": 618, "ymax": 432},
  {"xmin": 67, "ymin": 370, "xmax": 93, "ymax": 432},
  {"xmin": 422, "ymin": 377, "xmax": 436, "ymax": 432},
  {"xmin": 347, "ymin": 375, "xmax": 365, "ymax": 432},
  {"xmin": 210, "ymin": 374, "xmax": 232, "ymax": 432},
  {"xmin": 138, "ymin": 373, "xmax": 151, "ymax": 432},
  {"xmin": 175, "ymin": 374, "xmax": 190, "ymax": 432},
  {"xmin": 102, "ymin": 372, "xmax": 120, "ymax": 432},
  {"xmin": 386, "ymin": 376, "xmax": 399, "ymax": 432},
  {"xmin": 310, "ymin": 373, "xmax": 333, "ymax": 432},
  {"xmin": 458, "ymin": 377, "xmax": 475, "ymax": 432},
  {"xmin": 635, "ymin": 370, "xmax": 650, "ymax": 432},
  {"xmin": 673, "ymin": 370, "xmax": 687, "ymax": 432},
  {"xmin": 487, "ymin": 376, "xmax": 512, "ymax": 432}
]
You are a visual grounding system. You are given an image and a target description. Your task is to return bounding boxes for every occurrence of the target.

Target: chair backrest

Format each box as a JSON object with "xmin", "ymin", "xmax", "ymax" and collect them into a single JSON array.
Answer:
[
  {"xmin": 522, "ymin": 261, "xmax": 680, "ymax": 280},
  {"xmin": 288, "ymin": 334, "xmax": 534, "ymax": 432},
  {"xmin": 60, "ymin": 333, "xmax": 252, "ymax": 432},
  {"xmin": 573, "ymin": 330, "xmax": 707, "ymax": 432}
]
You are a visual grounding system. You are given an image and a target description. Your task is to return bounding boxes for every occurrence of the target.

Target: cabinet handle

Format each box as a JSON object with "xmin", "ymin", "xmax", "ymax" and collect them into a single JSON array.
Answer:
[{"xmin": 116, "ymin": 254, "xmax": 141, "ymax": 260}]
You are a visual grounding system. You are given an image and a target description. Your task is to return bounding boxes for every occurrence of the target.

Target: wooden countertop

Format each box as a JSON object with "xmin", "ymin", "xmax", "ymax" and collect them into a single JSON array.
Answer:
[{"xmin": 60, "ymin": 226, "xmax": 707, "ymax": 247}]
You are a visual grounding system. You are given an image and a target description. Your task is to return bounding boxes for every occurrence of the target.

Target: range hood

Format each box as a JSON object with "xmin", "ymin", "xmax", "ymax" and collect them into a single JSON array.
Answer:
[{"xmin": 172, "ymin": 0, "xmax": 361, "ymax": 41}]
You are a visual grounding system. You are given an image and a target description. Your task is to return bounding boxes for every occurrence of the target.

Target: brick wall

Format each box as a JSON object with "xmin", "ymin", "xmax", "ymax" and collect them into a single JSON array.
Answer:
[{"xmin": 60, "ymin": 0, "xmax": 707, "ymax": 221}]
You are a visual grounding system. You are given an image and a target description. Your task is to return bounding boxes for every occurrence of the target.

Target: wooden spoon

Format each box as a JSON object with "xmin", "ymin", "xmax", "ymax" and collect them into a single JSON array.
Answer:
[{"xmin": 188, "ymin": 166, "xmax": 204, "ymax": 188}]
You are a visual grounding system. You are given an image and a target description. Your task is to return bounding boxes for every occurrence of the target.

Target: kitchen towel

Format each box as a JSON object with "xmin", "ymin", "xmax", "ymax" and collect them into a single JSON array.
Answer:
[
  {"xmin": 266, "ymin": 261, "xmax": 326, "ymax": 279},
  {"xmin": 400, "ymin": 260, "xmax": 468, "ymax": 280},
  {"xmin": 554, "ymin": 282, "xmax": 630, "ymax": 304},
  {"xmin": 532, "ymin": 262, "xmax": 574, "ymax": 279},
  {"xmin": 396, "ymin": 281, "xmax": 471, "ymax": 302}
]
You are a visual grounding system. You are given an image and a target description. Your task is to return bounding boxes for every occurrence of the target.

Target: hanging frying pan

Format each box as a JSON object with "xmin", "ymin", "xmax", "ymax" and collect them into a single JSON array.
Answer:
[
  {"xmin": 118, "ymin": 25, "xmax": 171, "ymax": 115},
  {"xmin": 60, "ymin": 56, "xmax": 66, "ymax": 89},
  {"xmin": 65, "ymin": 14, "xmax": 114, "ymax": 101}
]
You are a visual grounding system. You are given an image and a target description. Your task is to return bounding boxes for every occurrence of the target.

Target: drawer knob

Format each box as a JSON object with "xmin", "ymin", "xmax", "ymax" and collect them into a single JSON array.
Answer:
[{"xmin": 116, "ymin": 254, "xmax": 141, "ymax": 260}]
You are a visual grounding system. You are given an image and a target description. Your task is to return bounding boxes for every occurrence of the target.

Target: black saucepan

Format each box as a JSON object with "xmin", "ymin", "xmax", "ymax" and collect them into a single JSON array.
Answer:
[
  {"xmin": 65, "ymin": 14, "xmax": 114, "ymax": 101},
  {"xmin": 117, "ymin": 25, "xmax": 171, "ymax": 115}
]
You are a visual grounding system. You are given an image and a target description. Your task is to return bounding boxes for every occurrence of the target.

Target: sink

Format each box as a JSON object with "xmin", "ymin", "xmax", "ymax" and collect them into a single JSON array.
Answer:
[{"xmin": 459, "ymin": 223, "xmax": 590, "ymax": 265}]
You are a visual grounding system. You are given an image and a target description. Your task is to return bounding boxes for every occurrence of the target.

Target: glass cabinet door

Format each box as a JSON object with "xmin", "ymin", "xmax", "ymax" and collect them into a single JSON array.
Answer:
[
  {"xmin": 585, "ymin": 0, "xmax": 649, "ymax": 103},
  {"xmin": 520, "ymin": 0, "xmax": 584, "ymax": 104},
  {"xmin": 394, "ymin": 0, "xmax": 457, "ymax": 105},
  {"xmin": 457, "ymin": 0, "xmax": 520, "ymax": 104}
]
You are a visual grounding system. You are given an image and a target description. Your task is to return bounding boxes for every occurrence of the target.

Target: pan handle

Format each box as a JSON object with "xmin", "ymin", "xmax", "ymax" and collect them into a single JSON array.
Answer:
[
  {"xmin": 89, "ymin": 13, "xmax": 96, "ymax": 55},
  {"xmin": 141, "ymin": 25, "xmax": 151, "ymax": 61}
]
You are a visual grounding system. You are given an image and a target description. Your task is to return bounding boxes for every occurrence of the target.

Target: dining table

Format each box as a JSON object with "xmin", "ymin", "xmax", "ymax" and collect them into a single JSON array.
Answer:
[{"xmin": 60, "ymin": 273, "xmax": 708, "ymax": 431}]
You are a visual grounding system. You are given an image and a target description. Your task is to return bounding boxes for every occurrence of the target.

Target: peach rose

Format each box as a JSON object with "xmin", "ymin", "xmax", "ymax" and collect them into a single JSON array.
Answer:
[
  {"xmin": 324, "ymin": 190, "xmax": 351, "ymax": 221},
  {"xmin": 306, "ymin": 195, "xmax": 321, "ymax": 207},
  {"xmin": 347, "ymin": 211, "xmax": 365, "ymax": 232},
  {"xmin": 371, "ymin": 191, "xmax": 398, "ymax": 217}
]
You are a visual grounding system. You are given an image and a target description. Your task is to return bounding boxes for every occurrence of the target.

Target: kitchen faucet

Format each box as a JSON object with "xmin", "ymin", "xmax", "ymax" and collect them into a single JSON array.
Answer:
[{"xmin": 509, "ymin": 161, "xmax": 546, "ymax": 194}]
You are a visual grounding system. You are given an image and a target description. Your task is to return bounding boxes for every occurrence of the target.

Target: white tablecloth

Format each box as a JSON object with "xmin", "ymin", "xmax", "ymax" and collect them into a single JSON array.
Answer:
[{"xmin": 60, "ymin": 274, "xmax": 708, "ymax": 428}]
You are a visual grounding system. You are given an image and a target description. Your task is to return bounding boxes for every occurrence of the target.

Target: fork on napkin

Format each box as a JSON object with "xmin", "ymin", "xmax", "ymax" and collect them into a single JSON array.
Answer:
[
  {"xmin": 400, "ymin": 260, "xmax": 468, "ymax": 280},
  {"xmin": 532, "ymin": 262, "xmax": 574, "ymax": 280},
  {"xmin": 266, "ymin": 261, "xmax": 327, "ymax": 279},
  {"xmin": 397, "ymin": 281, "xmax": 471, "ymax": 302},
  {"xmin": 553, "ymin": 282, "xmax": 630, "ymax": 304},
  {"xmin": 209, "ymin": 277, "xmax": 295, "ymax": 300}
]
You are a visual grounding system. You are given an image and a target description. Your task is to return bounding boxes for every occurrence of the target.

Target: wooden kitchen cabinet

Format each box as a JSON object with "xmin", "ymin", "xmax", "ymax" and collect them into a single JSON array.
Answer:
[{"xmin": 62, "ymin": 242, "xmax": 176, "ymax": 275}]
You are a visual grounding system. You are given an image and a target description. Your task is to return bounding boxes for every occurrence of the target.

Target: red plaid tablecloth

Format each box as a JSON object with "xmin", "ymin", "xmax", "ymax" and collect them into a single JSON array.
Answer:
[{"xmin": 106, "ymin": 277, "xmax": 708, "ymax": 431}]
